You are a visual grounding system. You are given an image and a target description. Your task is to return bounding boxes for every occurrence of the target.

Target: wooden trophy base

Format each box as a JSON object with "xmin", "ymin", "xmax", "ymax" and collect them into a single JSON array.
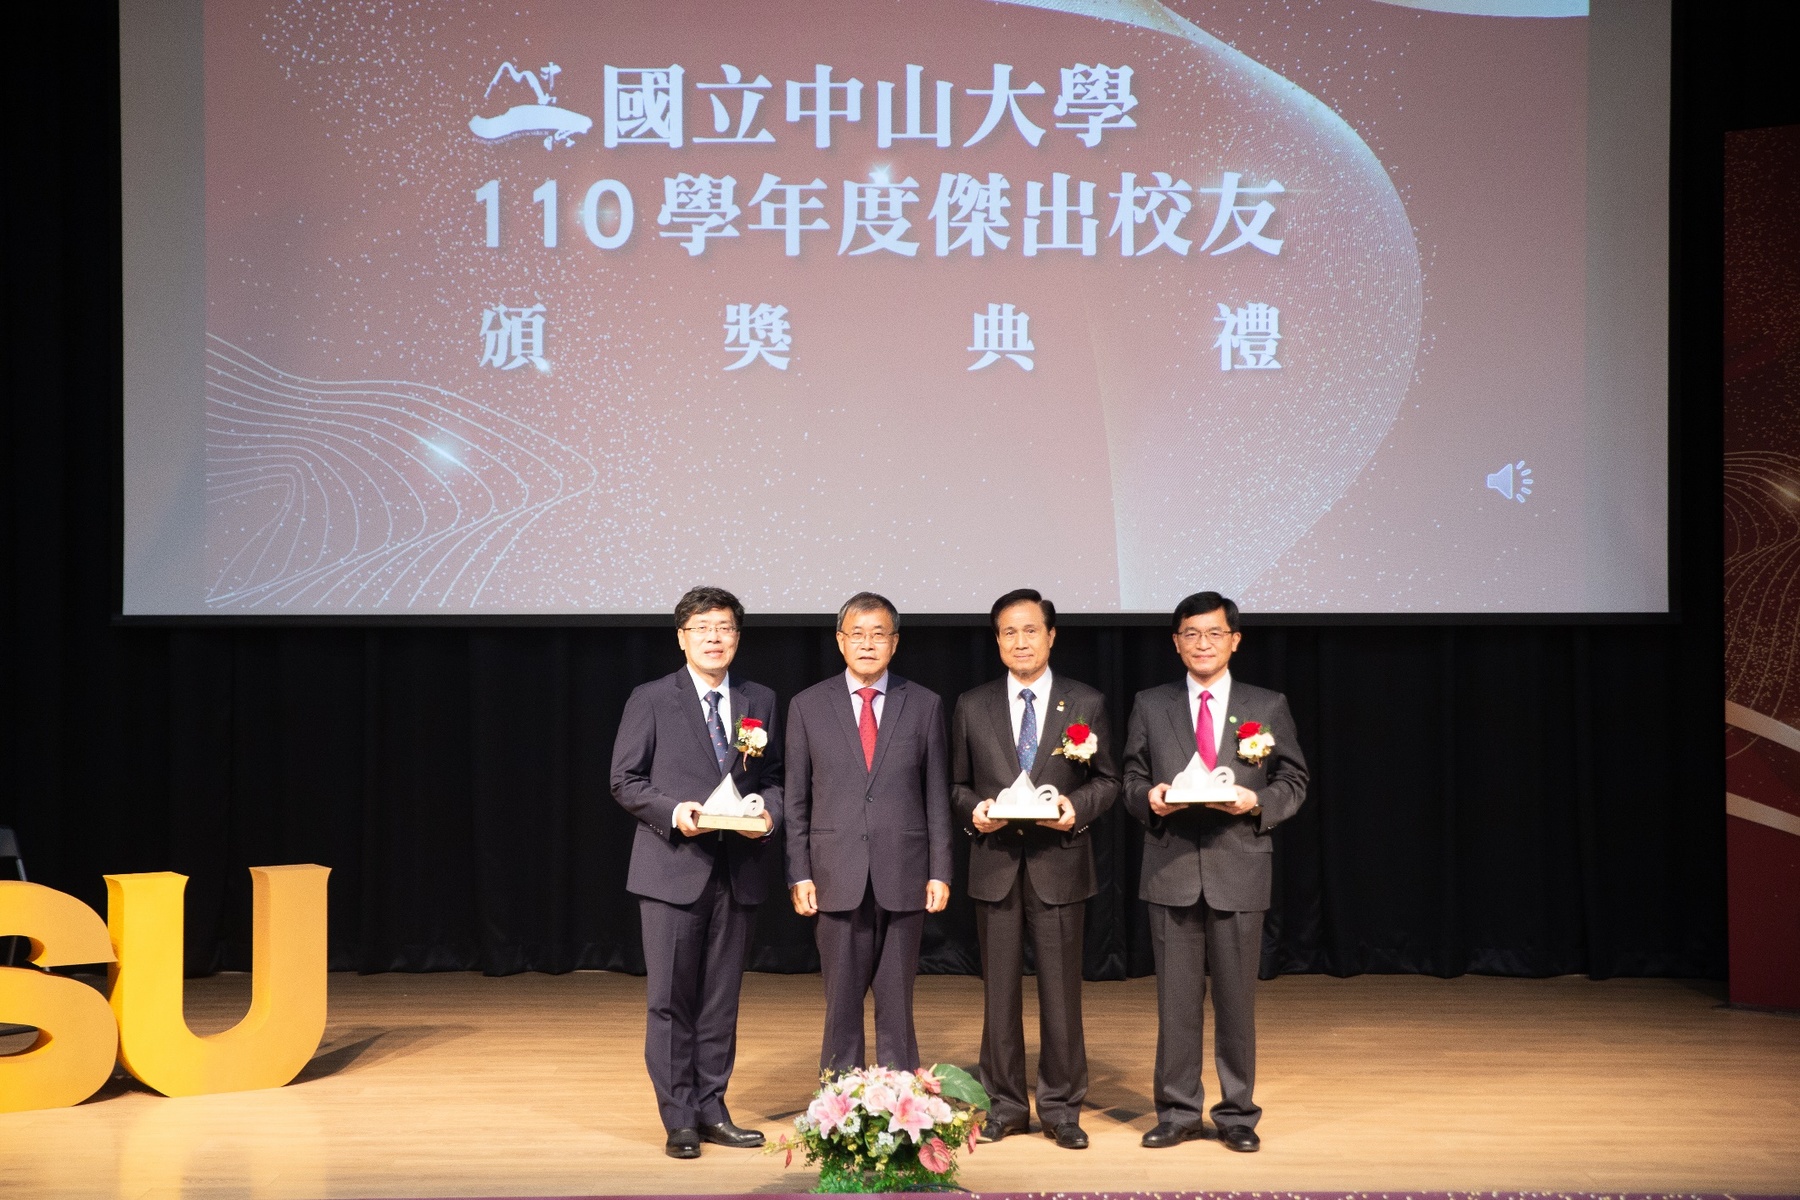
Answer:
[{"xmin": 696, "ymin": 813, "xmax": 768, "ymax": 832}]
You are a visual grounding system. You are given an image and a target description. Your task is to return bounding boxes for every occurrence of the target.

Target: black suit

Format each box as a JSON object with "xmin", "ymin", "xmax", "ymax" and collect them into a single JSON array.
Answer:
[
  {"xmin": 1122, "ymin": 674, "xmax": 1306, "ymax": 1134},
  {"xmin": 951, "ymin": 673, "xmax": 1119, "ymax": 1130},
  {"xmin": 611, "ymin": 668, "xmax": 784, "ymax": 1132},
  {"xmin": 785, "ymin": 672, "xmax": 952, "ymax": 1071}
]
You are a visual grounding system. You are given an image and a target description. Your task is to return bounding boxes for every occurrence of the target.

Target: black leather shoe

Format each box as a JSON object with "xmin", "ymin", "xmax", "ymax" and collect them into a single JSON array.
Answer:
[
  {"xmin": 698, "ymin": 1121, "xmax": 765, "ymax": 1148},
  {"xmin": 978, "ymin": 1116, "xmax": 1029, "ymax": 1143},
  {"xmin": 1140, "ymin": 1120, "xmax": 1205, "ymax": 1149},
  {"xmin": 1218, "ymin": 1124, "xmax": 1260, "ymax": 1153},
  {"xmin": 664, "ymin": 1128, "xmax": 701, "ymax": 1159},
  {"xmin": 1046, "ymin": 1120, "xmax": 1089, "ymax": 1149}
]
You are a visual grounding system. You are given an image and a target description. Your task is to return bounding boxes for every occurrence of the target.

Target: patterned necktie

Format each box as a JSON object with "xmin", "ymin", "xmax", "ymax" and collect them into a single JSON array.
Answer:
[
  {"xmin": 856, "ymin": 687, "xmax": 879, "ymax": 769},
  {"xmin": 1017, "ymin": 688, "xmax": 1039, "ymax": 773},
  {"xmin": 1196, "ymin": 689, "xmax": 1217, "ymax": 770},
  {"xmin": 705, "ymin": 690, "xmax": 732, "ymax": 774}
]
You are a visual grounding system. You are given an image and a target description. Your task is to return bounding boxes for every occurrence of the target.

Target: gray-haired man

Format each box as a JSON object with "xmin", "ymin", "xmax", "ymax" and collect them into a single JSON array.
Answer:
[{"xmin": 785, "ymin": 592, "xmax": 953, "ymax": 1072}]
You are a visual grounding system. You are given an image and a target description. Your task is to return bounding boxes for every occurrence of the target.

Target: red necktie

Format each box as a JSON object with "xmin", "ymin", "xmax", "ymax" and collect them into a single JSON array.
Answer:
[
  {"xmin": 1196, "ymin": 689, "xmax": 1217, "ymax": 770},
  {"xmin": 857, "ymin": 687, "xmax": 879, "ymax": 770}
]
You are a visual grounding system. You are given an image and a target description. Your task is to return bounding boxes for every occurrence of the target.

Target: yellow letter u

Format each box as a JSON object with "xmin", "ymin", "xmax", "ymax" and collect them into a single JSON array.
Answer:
[{"xmin": 107, "ymin": 864, "xmax": 329, "ymax": 1097}]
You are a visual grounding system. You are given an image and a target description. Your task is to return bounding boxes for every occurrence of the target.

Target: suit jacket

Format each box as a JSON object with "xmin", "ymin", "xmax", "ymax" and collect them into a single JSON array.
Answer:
[
  {"xmin": 1121, "ymin": 677, "xmax": 1307, "ymax": 912},
  {"xmin": 950, "ymin": 675, "xmax": 1121, "ymax": 905},
  {"xmin": 611, "ymin": 667, "xmax": 786, "ymax": 907},
  {"xmin": 784, "ymin": 673, "xmax": 953, "ymax": 914}
]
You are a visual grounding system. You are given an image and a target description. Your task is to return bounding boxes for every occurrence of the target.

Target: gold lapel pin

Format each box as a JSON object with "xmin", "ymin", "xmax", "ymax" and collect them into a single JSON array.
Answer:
[{"xmin": 1057, "ymin": 700, "xmax": 1065, "ymax": 711}]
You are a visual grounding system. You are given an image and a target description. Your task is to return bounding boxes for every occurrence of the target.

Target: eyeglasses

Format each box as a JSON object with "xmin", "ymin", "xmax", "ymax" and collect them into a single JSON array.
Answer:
[
  {"xmin": 682, "ymin": 623, "xmax": 740, "ymax": 639},
  {"xmin": 1175, "ymin": 628, "xmax": 1235, "ymax": 646},
  {"xmin": 840, "ymin": 630, "xmax": 894, "ymax": 647}
]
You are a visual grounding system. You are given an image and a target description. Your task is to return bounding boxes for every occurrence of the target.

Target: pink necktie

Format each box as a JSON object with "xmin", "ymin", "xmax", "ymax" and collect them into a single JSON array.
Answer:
[
  {"xmin": 857, "ymin": 687, "xmax": 879, "ymax": 770},
  {"xmin": 1196, "ymin": 690, "xmax": 1217, "ymax": 770}
]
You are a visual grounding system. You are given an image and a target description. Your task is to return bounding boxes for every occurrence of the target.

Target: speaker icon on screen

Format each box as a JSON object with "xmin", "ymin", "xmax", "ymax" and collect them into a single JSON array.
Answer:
[{"xmin": 1486, "ymin": 460, "xmax": 1532, "ymax": 503}]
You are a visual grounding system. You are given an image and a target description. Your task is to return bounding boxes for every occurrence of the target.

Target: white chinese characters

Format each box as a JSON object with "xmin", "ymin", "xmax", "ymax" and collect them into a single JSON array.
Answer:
[
  {"xmin": 1214, "ymin": 303, "xmax": 1282, "ymax": 371},
  {"xmin": 723, "ymin": 303, "xmax": 792, "ymax": 371},
  {"xmin": 748, "ymin": 175, "xmax": 829, "ymax": 255},
  {"xmin": 1199, "ymin": 173, "xmax": 1286, "ymax": 256},
  {"xmin": 659, "ymin": 173, "xmax": 741, "ymax": 254},
  {"xmin": 479, "ymin": 304, "xmax": 549, "ymax": 372},
  {"xmin": 695, "ymin": 65, "xmax": 775, "ymax": 144},
  {"xmin": 969, "ymin": 304, "xmax": 1035, "ymax": 371},
  {"xmin": 1054, "ymin": 64, "xmax": 1137, "ymax": 147},
  {"xmin": 605, "ymin": 66, "xmax": 684, "ymax": 147},
  {"xmin": 930, "ymin": 173, "xmax": 1012, "ymax": 257},
  {"xmin": 468, "ymin": 58, "xmax": 1301, "ymax": 374},
  {"xmin": 494, "ymin": 61, "xmax": 1145, "ymax": 152},
  {"xmin": 841, "ymin": 171, "xmax": 921, "ymax": 256}
]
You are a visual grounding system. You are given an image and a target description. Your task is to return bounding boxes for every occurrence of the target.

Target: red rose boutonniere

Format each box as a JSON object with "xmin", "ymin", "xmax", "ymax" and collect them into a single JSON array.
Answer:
[
  {"xmin": 734, "ymin": 716, "xmax": 768, "ymax": 767},
  {"xmin": 1235, "ymin": 720, "xmax": 1274, "ymax": 765},
  {"xmin": 1053, "ymin": 720, "xmax": 1099, "ymax": 763}
]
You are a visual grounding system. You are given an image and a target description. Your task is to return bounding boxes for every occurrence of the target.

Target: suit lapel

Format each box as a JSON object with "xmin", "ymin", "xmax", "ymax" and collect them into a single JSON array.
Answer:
[
  {"xmin": 1163, "ymin": 679, "xmax": 1195, "ymax": 757},
  {"xmin": 727, "ymin": 681, "xmax": 753, "ymax": 779},
  {"xmin": 1221, "ymin": 686, "xmax": 1244, "ymax": 768},
  {"xmin": 830, "ymin": 677, "xmax": 865, "ymax": 770},
  {"xmin": 869, "ymin": 677, "xmax": 908, "ymax": 778},
  {"xmin": 1030, "ymin": 680, "xmax": 1073, "ymax": 783},
  {"xmin": 987, "ymin": 682, "xmax": 1018, "ymax": 773},
  {"xmin": 675, "ymin": 671, "xmax": 728, "ymax": 778}
]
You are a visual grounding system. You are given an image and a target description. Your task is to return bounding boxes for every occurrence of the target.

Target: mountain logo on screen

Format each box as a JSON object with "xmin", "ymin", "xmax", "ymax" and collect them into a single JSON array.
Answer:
[{"xmin": 468, "ymin": 61, "xmax": 592, "ymax": 150}]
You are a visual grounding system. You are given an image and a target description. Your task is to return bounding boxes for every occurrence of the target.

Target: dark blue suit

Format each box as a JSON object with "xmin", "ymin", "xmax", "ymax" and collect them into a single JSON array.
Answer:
[{"xmin": 611, "ymin": 667, "xmax": 784, "ymax": 1131}]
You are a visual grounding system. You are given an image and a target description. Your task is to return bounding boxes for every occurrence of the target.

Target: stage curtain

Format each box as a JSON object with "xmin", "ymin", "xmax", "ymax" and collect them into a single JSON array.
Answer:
[{"xmin": 1, "ymin": 621, "xmax": 1725, "ymax": 981}]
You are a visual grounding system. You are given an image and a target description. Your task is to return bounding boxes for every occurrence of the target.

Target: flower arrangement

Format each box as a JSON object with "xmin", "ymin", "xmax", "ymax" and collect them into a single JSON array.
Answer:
[
  {"xmin": 769, "ymin": 1063, "xmax": 989, "ymax": 1193},
  {"xmin": 734, "ymin": 715, "xmax": 769, "ymax": 765},
  {"xmin": 1235, "ymin": 719, "xmax": 1275, "ymax": 765},
  {"xmin": 1053, "ymin": 719, "xmax": 1099, "ymax": 763}
]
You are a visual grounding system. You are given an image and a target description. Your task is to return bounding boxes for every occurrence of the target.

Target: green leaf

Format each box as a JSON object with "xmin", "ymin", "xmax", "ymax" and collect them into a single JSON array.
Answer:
[{"xmin": 927, "ymin": 1062, "xmax": 990, "ymax": 1112}]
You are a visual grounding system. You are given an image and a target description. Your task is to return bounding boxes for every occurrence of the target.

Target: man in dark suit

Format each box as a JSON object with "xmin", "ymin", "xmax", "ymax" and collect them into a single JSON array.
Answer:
[
  {"xmin": 611, "ymin": 586, "xmax": 785, "ymax": 1160},
  {"xmin": 1122, "ymin": 591, "xmax": 1308, "ymax": 1154},
  {"xmin": 952, "ymin": 589, "xmax": 1120, "ymax": 1150},
  {"xmin": 785, "ymin": 591, "xmax": 952, "ymax": 1073}
]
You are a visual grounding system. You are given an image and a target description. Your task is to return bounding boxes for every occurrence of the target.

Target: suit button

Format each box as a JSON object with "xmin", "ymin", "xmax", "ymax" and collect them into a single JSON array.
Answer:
[{"xmin": 861, "ymin": 834, "xmax": 869, "ymax": 841}]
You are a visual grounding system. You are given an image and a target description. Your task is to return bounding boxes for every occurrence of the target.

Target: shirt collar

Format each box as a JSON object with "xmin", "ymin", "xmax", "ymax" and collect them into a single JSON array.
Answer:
[
  {"xmin": 1187, "ymin": 670, "xmax": 1231, "ymax": 701},
  {"xmin": 845, "ymin": 669, "xmax": 890, "ymax": 696},
  {"xmin": 688, "ymin": 665, "xmax": 730, "ymax": 700},
  {"xmin": 1009, "ymin": 667, "xmax": 1052, "ymax": 702}
]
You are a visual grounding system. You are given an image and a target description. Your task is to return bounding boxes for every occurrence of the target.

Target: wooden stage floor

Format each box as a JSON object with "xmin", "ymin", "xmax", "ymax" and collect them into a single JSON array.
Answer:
[{"xmin": 1, "ymin": 971, "xmax": 1797, "ymax": 1198}]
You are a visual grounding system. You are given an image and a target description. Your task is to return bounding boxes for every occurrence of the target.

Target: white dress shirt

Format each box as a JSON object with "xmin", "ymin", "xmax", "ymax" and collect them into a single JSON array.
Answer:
[
  {"xmin": 1008, "ymin": 667, "xmax": 1054, "ymax": 748},
  {"xmin": 846, "ymin": 669, "xmax": 890, "ymax": 726},
  {"xmin": 793, "ymin": 671, "xmax": 893, "ymax": 889},
  {"xmin": 1186, "ymin": 670, "xmax": 1232, "ymax": 760},
  {"xmin": 689, "ymin": 666, "xmax": 733, "ymax": 735},
  {"xmin": 677, "ymin": 667, "xmax": 732, "ymax": 827}
]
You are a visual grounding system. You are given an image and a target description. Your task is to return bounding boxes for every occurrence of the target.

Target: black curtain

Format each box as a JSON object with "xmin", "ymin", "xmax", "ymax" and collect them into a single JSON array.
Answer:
[{"xmin": 2, "ymin": 1, "xmax": 1759, "ymax": 984}]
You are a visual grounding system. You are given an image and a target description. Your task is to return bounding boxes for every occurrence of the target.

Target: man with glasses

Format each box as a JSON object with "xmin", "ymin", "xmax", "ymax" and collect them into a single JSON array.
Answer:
[
  {"xmin": 1122, "ymin": 591, "xmax": 1308, "ymax": 1154},
  {"xmin": 785, "ymin": 591, "xmax": 952, "ymax": 1072},
  {"xmin": 611, "ymin": 586, "xmax": 784, "ymax": 1160},
  {"xmin": 953, "ymin": 589, "xmax": 1120, "ymax": 1150}
]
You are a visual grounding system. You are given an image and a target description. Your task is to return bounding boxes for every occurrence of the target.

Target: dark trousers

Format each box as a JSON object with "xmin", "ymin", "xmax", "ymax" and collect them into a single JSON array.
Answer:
[
  {"xmin": 814, "ymin": 880, "xmax": 924, "ymax": 1072},
  {"xmin": 975, "ymin": 867, "xmax": 1088, "ymax": 1128},
  {"xmin": 1147, "ymin": 899, "xmax": 1264, "ymax": 1131},
  {"xmin": 638, "ymin": 854, "xmax": 754, "ymax": 1132}
]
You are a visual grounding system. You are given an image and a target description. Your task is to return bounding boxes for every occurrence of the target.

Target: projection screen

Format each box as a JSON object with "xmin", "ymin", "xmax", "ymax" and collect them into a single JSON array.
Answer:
[{"xmin": 120, "ymin": 0, "xmax": 1670, "ymax": 616}]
